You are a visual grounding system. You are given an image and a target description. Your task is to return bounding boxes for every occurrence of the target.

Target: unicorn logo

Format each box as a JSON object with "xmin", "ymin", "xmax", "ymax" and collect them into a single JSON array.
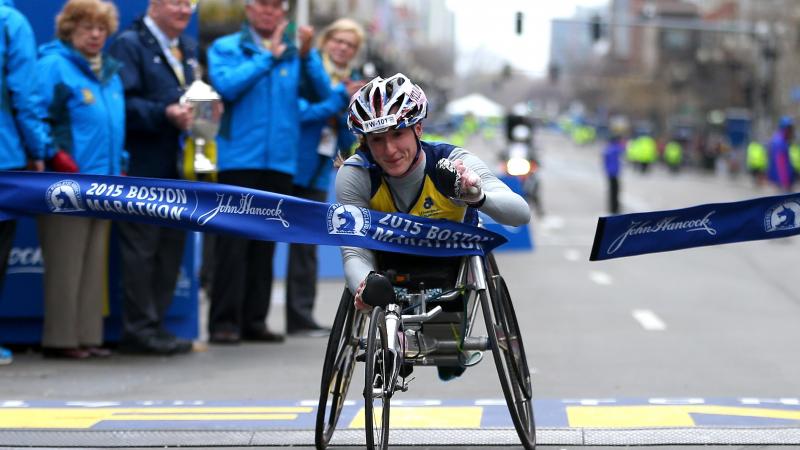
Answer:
[
  {"xmin": 45, "ymin": 180, "xmax": 84, "ymax": 212},
  {"xmin": 765, "ymin": 200, "xmax": 800, "ymax": 232},
  {"xmin": 327, "ymin": 203, "xmax": 370, "ymax": 236}
]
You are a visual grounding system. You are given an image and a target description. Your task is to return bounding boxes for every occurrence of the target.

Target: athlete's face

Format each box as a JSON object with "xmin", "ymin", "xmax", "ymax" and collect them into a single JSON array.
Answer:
[{"xmin": 366, "ymin": 124, "xmax": 422, "ymax": 177}]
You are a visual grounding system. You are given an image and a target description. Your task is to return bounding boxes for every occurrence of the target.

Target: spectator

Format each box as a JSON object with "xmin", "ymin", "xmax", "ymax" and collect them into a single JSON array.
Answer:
[
  {"xmin": 286, "ymin": 18, "xmax": 365, "ymax": 337},
  {"xmin": 206, "ymin": 0, "xmax": 331, "ymax": 344},
  {"xmin": 108, "ymin": 0, "xmax": 196, "ymax": 355},
  {"xmin": 0, "ymin": 0, "xmax": 52, "ymax": 364},
  {"xmin": 603, "ymin": 133, "xmax": 624, "ymax": 215},
  {"xmin": 34, "ymin": 0, "xmax": 125, "ymax": 359},
  {"xmin": 768, "ymin": 116, "xmax": 795, "ymax": 193}
]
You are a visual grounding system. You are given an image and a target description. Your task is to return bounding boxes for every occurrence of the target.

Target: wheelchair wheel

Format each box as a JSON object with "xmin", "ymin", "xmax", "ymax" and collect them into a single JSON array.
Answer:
[
  {"xmin": 482, "ymin": 261, "xmax": 536, "ymax": 449},
  {"xmin": 315, "ymin": 289, "xmax": 366, "ymax": 449},
  {"xmin": 364, "ymin": 306, "xmax": 390, "ymax": 450}
]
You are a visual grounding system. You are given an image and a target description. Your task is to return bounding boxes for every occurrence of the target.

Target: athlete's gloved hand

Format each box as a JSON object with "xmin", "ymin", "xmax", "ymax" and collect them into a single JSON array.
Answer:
[
  {"xmin": 49, "ymin": 150, "xmax": 78, "ymax": 173},
  {"xmin": 354, "ymin": 272, "xmax": 395, "ymax": 312},
  {"xmin": 354, "ymin": 278, "xmax": 370, "ymax": 312},
  {"xmin": 435, "ymin": 158, "xmax": 484, "ymax": 205}
]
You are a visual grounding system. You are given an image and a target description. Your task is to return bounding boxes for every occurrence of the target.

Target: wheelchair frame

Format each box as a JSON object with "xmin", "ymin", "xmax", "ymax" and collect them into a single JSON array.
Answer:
[{"xmin": 314, "ymin": 253, "xmax": 536, "ymax": 450}]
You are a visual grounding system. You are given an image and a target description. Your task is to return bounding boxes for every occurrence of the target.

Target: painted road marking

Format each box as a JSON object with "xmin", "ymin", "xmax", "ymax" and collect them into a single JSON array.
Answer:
[
  {"xmin": 567, "ymin": 405, "xmax": 800, "ymax": 428},
  {"xmin": 632, "ymin": 309, "xmax": 667, "ymax": 330},
  {"xmin": 589, "ymin": 271, "xmax": 612, "ymax": 285},
  {"xmin": 0, "ymin": 407, "xmax": 312, "ymax": 429},
  {"xmin": 1, "ymin": 399, "xmax": 799, "ymax": 430},
  {"xmin": 348, "ymin": 406, "xmax": 482, "ymax": 429}
]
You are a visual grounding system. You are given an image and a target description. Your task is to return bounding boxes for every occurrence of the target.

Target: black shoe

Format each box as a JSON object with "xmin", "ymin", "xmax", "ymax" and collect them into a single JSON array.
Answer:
[
  {"xmin": 209, "ymin": 331, "xmax": 241, "ymax": 345},
  {"xmin": 171, "ymin": 337, "xmax": 193, "ymax": 354},
  {"xmin": 242, "ymin": 329, "xmax": 285, "ymax": 343},
  {"xmin": 118, "ymin": 334, "xmax": 191, "ymax": 355}
]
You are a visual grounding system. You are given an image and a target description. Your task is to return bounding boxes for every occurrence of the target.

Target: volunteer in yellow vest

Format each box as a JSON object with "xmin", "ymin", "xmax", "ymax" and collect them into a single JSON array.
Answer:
[
  {"xmin": 746, "ymin": 140, "xmax": 767, "ymax": 185},
  {"xmin": 790, "ymin": 142, "xmax": 800, "ymax": 174},
  {"xmin": 639, "ymin": 134, "xmax": 657, "ymax": 172},
  {"xmin": 335, "ymin": 73, "xmax": 530, "ymax": 308},
  {"xmin": 664, "ymin": 140, "xmax": 683, "ymax": 173}
]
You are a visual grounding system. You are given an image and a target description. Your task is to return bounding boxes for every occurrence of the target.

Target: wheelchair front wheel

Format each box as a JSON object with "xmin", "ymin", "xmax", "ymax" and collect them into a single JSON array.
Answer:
[
  {"xmin": 315, "ymin": 289, "xmax": 366, "ymax": 449},
  {"xmin": 364, "ymin": 306, "xmax": 390, "ymax": 450},
  {"xmin": 481, "ymin": 272, "xmax": 536, "ymax": 449}
]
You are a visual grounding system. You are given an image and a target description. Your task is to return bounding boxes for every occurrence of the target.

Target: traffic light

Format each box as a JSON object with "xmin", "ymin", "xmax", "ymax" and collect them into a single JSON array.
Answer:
[
  {"xmin": 515, "ymin": 11, "xmax": 523, "ymax": 35},
  {"xmin": 506, "ymin": 114, "xmax": 533, "ymax": 144},
  {"xmin": 590, "ymin": 14, "xmax": 602, "ymax": 42}
]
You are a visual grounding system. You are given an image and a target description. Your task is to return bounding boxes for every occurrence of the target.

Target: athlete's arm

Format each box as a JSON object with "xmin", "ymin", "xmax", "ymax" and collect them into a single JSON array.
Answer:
[
  {"xmin": 335, "ymin": 157, "xmax": 378, "ymax": 295},
  {"xmin": 449, "ymin": 148, "xmax": 531, "ymax": 226}
]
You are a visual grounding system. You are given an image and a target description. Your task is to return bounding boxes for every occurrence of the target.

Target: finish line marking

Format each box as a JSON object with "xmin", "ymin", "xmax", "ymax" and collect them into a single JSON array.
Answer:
[{"xmin": 0, "ymin": 399, "xmax": 798, "ymax": 430}]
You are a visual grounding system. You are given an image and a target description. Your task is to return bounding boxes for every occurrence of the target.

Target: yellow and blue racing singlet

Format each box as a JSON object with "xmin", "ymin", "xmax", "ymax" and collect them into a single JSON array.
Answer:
[{"xmin": 355, "ymin": 141, "xmax": 478, "ymax": 225}]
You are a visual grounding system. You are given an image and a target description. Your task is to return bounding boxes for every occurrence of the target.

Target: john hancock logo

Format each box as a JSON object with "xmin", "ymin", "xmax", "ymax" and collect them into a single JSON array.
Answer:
[
  {"xmin": 765, "ymin": 200, "xmax": 800, "ymax": 232},
  {"xmin": 327, "ymin": 204, "xmax": 370, "ymax": 237},
  {"xmin": 45, "ymin": 180, "xmax": 84, "ymax": 213},
  {"xmin": 197, "ymin": 193, "xmax": 289, "ymax": 227}
]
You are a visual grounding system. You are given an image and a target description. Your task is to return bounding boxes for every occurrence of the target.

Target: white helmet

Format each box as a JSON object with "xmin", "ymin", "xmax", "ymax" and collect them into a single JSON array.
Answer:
[{"xmin": 347, "ymin": 73, "xmax": 428, "ymax": 135}]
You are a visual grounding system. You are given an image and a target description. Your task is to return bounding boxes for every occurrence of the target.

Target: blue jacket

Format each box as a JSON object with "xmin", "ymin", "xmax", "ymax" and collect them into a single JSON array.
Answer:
[
  {"xmin": 603, "ymin": 139, "xmax": 623, "ymax": 177},
  {"xmin": 108, "ymin": 17, "xmax": 197, "ymax": 178},
  {"xmin": 294, "ymin": 84, "xmax": 350, "ymax": 191},
  {"xmin": 208, "ymin": 26, "xmax": 331, "ymax": 174},
  {"xmin": 768, "ymin": 130, "xmax": 794, "ymax": 189},
  {"xmin": 35, "ymin": 40, "xmax": 126, "ymax": 175},
  {"xmin": 0, "ymin": 2, "xmax": 52, "ymax": 169},
  {"xmin": 294, "ymin": 69, "xmax": 361, "ymax": 192}
]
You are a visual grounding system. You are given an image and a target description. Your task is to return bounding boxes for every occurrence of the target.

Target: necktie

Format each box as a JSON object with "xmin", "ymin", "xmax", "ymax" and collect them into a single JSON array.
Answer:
[{"xmin": 169, "ymin": 44, "xmax": 186, "ymax": 87}]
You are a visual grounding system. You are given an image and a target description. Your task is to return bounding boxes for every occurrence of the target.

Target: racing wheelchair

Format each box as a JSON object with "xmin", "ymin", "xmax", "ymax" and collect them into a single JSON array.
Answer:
[{"xmin": 314, "ymin": 250, "xmax": 536, "ymax": 450}]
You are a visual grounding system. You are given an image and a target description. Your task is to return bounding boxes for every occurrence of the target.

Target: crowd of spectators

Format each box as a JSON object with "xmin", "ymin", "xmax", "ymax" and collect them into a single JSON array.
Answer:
[{"xmin": 0, "ymin": 0, "xmax": 366, "ymax": 362}]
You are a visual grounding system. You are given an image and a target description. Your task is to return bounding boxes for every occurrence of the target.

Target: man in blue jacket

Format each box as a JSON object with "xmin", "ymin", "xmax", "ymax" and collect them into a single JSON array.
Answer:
[
  {"xmin": 206, "ymin": 0, "xmax": 332, "ymax": 344},
  {"xmin": 0, "ymin": 0, "xmax": 52, "ymax": 364},
  {"xmin": 108, "ymin": 0, "xmax": 196, "ymax": 355}
]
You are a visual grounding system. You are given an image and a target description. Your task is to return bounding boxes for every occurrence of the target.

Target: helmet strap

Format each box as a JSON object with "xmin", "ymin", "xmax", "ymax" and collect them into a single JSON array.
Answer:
[{"xmin": 398, "ymin": 128, "xmax": 423, "ymax": 177}]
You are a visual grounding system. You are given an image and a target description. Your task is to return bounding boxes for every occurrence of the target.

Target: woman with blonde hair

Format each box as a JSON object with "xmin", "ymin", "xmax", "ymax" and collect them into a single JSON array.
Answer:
[
  {"xmin": 34, "ymin": 0, "xmax": 126, "ymax": 358},
  {"xmin": 285, "ymin": 18, "xmax": 366, "ymax": 336}
]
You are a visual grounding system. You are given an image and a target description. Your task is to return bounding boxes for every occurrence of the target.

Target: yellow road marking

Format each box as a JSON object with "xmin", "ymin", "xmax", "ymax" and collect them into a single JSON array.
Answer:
[
  {"xmin": 568, "ymin": 405, "xmax": 800, "ymax": 428},
  {"xmin": 0, "ymin": 407, "xmax": 312, "ymax": 429},
  {"xmin": 348, "ymin": 406, "xmax": 482, "ymax": 429}
]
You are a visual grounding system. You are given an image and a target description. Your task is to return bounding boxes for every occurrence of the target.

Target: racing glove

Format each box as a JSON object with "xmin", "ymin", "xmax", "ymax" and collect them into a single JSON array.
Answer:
[
  {"xmin": 354, "ymin": 271, "xmax": 395, "ymax": 311},
  {"xmin": 49, "ymin": 150, "xmax": 79, "ymax": 173},
  {"xmin": 435, "ymin": 158, "xmax": 485, "ymax": 205}
]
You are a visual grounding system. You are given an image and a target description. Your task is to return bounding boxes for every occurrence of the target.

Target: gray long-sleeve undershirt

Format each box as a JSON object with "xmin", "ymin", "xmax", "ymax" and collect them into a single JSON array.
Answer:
[{"xmin": 335, "ymin": 146, "xmax": 531, "ymax": 294}]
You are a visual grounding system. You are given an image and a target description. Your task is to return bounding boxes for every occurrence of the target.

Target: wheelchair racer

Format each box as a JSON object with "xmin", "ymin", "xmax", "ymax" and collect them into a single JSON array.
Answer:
[{"xmin": 336, "ymin": 73, "xmax": 531, "ymax": 311}]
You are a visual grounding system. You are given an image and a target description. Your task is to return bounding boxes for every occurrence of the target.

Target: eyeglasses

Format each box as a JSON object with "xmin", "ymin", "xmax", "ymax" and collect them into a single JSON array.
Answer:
[
  {"xmin": 329, "ymin": 36, "xmax": 359, "ymax": 51},
  {"xmin": 160, "ymin": 0, "xmax": 197, "ymax": 11},
  {"xmin": 77, "ymin": 22, "xmax": 108, "ymax": 33}
]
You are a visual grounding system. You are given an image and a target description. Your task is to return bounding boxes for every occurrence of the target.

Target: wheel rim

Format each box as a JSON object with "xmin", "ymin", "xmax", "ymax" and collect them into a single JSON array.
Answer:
[
  {"xmin": 316, "ymin": 290, "xmax": 365, "ymax": 448},
  {"xmin": 364, "ymin": 307, "xmax": 390, "ymax": 449},
  {"xmin": 493, "ymin": 277, "xmax": 533, "ymax": 399},
  {"xmin": 482, "ymin": 264, "xmax": 536, "ymax": 449}
]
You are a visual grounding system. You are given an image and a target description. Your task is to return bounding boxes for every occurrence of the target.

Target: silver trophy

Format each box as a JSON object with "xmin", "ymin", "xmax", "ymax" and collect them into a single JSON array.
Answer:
[{"xmin": 180, "ymin": 79, "xmax": 221, "ymax": 174}]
